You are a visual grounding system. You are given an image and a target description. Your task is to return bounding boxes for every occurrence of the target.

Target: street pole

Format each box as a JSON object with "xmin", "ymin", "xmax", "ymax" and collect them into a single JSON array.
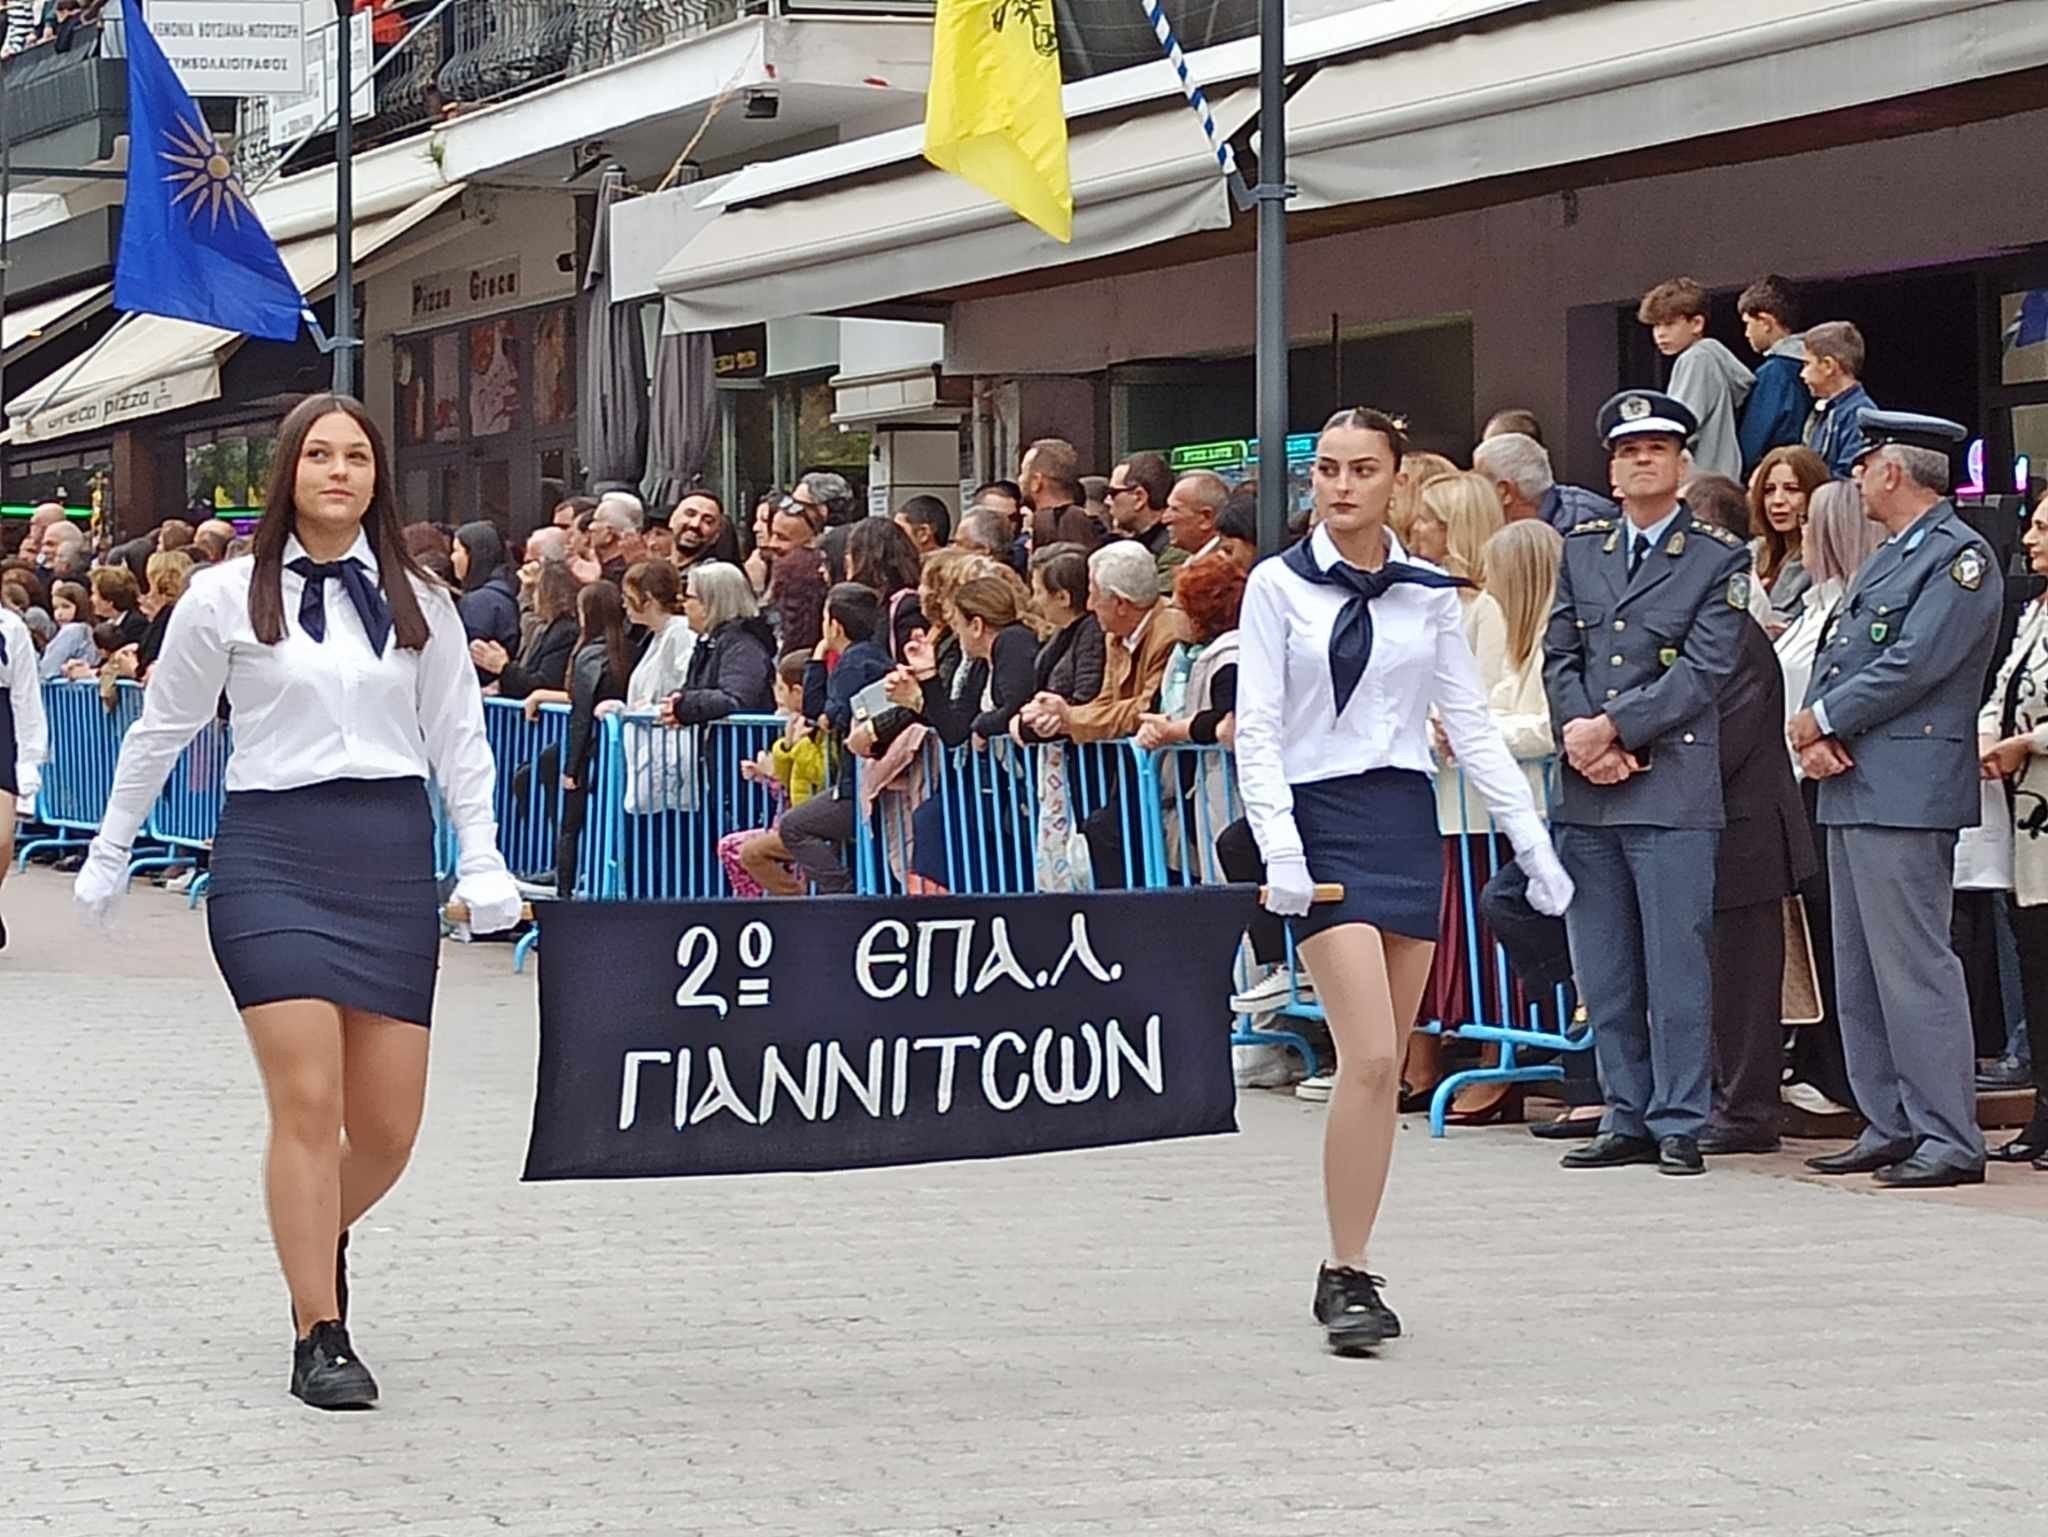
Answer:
[
  {"xmin": 331, "ymin": 0, "xmax": 356, "ymax": 397},
  {"xmin": 1252, "ymin": 0, "xmax": 1291, "ymax": 553},
  {"xmin": 2, "ymin": 55, "xmax": 14, "ymax": 440}
]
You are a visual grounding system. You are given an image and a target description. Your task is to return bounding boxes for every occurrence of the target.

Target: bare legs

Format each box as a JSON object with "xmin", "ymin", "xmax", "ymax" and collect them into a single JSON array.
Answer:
[
  {"xmin": 1299, "ymin": 924, "xmax": 1436, "ymax": 1270},
  {"xmin": 241, "ymin": 1001, "xmax": 428, "ymax": 1336},
  {"xmin": 0, "ymin": 789, "xmax": 16, "ymax": 912}
]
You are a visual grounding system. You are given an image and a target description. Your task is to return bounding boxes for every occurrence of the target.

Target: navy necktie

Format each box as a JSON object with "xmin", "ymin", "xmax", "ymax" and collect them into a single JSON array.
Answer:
[
  {"xmin": 1282, "ymin": 537, "xmax": 1469, "ymax": 714},
  {"xmin": 1627, "ymin": 532, "xmax": 1646, "ymax": 577},
  {"xmin": 287, "ymin": 555, "xmax": 393, "ymax": 656}
]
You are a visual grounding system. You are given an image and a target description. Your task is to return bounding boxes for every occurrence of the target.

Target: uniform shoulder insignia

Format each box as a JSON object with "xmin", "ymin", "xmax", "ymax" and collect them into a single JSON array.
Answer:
[
  {"xmin": 1570, "ymin": 518, "xmax": 1613, "ymax": 535},
  {"xmin": 1950, "ymin": 547, "xmax": 1987, "ymax": 591},
  {"xmin": 1726, "ymin": 572, "xmax": 1751, "ymax": 610},
  {"xmin": 1691, "ymin": 518, "xmax": 1742, "ymax": 548}
]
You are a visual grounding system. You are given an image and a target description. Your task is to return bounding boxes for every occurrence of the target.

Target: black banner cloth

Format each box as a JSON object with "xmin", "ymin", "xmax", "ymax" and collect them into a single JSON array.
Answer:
[{"xmin": 524, "ymin": 888, "xmax": 1256, "ymax": 1180}]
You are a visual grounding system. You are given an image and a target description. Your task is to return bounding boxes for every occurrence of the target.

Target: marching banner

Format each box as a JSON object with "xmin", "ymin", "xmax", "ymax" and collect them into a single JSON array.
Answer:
[{"xmin": 525, "ymin": 889, "xmax": 1255, "ymax": 1180}]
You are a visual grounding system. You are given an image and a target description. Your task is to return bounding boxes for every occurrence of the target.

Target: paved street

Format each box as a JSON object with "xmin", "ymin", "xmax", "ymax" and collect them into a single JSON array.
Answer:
[{"xmin": 4, "ymin": 862, "xmax": 2046, "ymax": 1537}]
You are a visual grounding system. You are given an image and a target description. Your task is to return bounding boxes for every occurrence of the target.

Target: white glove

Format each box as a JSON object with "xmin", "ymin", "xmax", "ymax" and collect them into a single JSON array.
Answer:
[
  {"xmin": 72, "ymin": 838, "xmax": 133, "ymax": 930},
  {"xmin": 454, "ymin": 868, "xmax": 525, "ymax": 936},
  {"xmin": 1261, "ymin": 855, "xmax": 1316, "ymax": 918},
  {"xmin": 1522, "ymin": 843, "xmax": 1575, "ymax": 918},
  {"xmin": 15, "ymin": 764, "xmax": 38, "ymax": 805}
]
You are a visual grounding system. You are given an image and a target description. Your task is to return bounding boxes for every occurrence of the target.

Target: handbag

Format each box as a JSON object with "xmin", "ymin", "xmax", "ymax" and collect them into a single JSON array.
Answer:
[
  {"xmin": 1780, "ymin": 894, "xmax": 1822, "ymax": 1027},
  {"xmin": 1032, "ymin": 743, "xmax": 1094, "ymax": 893},
  {"xmin": 623, "ymin": 718, "xmax": 700, "ymax": 815}
]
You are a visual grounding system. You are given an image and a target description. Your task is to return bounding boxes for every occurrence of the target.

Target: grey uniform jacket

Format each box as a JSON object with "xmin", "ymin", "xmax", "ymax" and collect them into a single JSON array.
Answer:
[
  {"xmin": 1543, "ymin": 509, "xmax": 1752, "ymax": 830},
  {"xmin": 1802, "ymin": 500, "xmax": 2002, "ymax": 830}
]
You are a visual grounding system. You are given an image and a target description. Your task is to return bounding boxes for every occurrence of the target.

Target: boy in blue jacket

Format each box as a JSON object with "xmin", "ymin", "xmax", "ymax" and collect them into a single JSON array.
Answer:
[{"xmin": 1736, "ymin": 274, "xmax": 1814, "ymax": 478}]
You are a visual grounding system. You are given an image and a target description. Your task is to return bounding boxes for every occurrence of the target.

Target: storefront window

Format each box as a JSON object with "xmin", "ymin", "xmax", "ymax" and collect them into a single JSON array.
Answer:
[
  {"xmin": 533, "ymin": 307, "xmax": 576, "ymax": 426},
  {"xmin": 185, "ymin": 424, "xmax": 281, "ymax": 515},
  {"xmin": 468, "ymin": 317, "xmax": 522, "ymax": 438},
  {"xmin": 3, "ymin": 445, "xmax": 111, "ymax": 515},
  {"xmin": 793, "ymin": 378, "xmax": 870, "ymax": 487},
  {"xmin": 431, "ymin": 332, "xmax": 462, "ymax": 443}
]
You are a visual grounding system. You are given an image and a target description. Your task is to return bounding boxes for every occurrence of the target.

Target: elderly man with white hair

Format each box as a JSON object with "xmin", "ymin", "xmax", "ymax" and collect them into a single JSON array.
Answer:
[
  {"xmin": 589, "ymin": 491, "xmax": 647, "ymax": 584},
  {"xmin": 1472, "ymin": 431, "xmax": 1616, "ymax": 532},
  {"xmin": 1019, "ymin": 541, "xmax": 1195, "ymax": 885}
]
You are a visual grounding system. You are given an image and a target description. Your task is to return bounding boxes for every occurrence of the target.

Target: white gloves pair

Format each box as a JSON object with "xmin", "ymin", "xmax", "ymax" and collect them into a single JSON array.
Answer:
[
  {"xmin": 14, "ymin": 764, "xmax": 37, "ymax": 820},
  {"xmin": 72, "ymin": 837, "xmax": 134, "ymax": 930},
  {"xmin": 1258, "ymin": 843, "xmax": 1575, "ymax": 920}
]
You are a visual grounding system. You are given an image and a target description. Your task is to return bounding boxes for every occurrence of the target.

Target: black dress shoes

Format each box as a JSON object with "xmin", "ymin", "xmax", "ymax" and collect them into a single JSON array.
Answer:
[
  {"xmin": 1805, "ymin": 1140, "xmax": 1915, "ymax": 1175},
  {"xmin": 1658, "ymin": 1135, "xmax": 1706, "ymax": 1175},
  {"xmin": 1697, "ymin": 1127, "xmax": 1780, "ymax": 1156},
  {"xmin": 1529, "ymin": 1112, "xmax": 1604, "ymax": 1141},
  {"xmin": 1560, "ymin": 1132, "xmax": 1659, "ymax": 1169},
  {"xmin": 290, "ymin": 1321, "xmax": 379, "ymax": 1410},
  {"xmin": 1872, "ymin": 1154, "xmax": 1986, "ymax": 1189}
]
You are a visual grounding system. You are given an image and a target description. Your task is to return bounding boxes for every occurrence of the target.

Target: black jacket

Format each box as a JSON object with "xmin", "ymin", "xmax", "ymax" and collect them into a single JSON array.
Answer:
[
  {"xmin": 458, "ymin": 568, "xmax": 522, "ymax": 652},
  {"xmin": 565, "ymin": 637, "xmax": 640, "ymax": 780},
  {"xmin": 1037, "ymin": 614, "xmax": 1106, "ymax": 704},
  {"xmin": 920, "ymin": 624, "xmax": 1038, "ymax": 746},
  {"xmin": 669, "ymin": 616, "xmax": 777, "ymax": 723},
  {"xmin": 498, "ymin": 615, "xmax": 578, "ymax": 700},
  {"xmin": 1715, "ymin": 620, "xmax": 1816, "ymax": 911}
]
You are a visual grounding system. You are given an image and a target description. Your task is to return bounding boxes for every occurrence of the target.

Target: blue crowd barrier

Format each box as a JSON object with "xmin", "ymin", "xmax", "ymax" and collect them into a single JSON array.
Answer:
[
  {"xmin": 17, "ymin": 680, "xmax": 142, "ymax": 867},
  {"xmin": 480, "ymin": 696, "xmax": 572, "ymax": 884}
]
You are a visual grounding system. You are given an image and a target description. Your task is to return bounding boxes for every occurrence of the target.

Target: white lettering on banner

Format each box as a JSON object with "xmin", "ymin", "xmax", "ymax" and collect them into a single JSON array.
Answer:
[
  {"xmin": 851, "ymin": 913, "xmax": 1125, "ymax": 1001},
  {"xmin": 674, "ymin": 926, "xmax": 729, "ymax": 1016},
  {"xmin": 613, "ymin": 1019, "xmax": 1166, "ymax": 1132}
]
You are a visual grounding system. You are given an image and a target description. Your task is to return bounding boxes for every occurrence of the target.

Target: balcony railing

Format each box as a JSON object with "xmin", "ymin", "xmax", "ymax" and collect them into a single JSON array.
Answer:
[{"xmin": 230, "ymin": 0, "xmax": 774, "ymax": 184}]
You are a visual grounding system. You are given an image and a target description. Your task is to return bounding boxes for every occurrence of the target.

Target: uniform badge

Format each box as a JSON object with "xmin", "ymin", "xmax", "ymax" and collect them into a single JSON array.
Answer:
[
  {"xmin": 1620, "ymin": 395, "xmax": 1651, "ymax": 420},
  {"xmin": 1951, "ymin": 549, "xmax": 1985, "ymax": 590},
  {"xmin": 1658, "ymin": 647, "xmax": 1678, "ymax": 668},
  {"xmin": 1665, "ymin": 531, "xmax": 1686, "ymax": 556},
  {"xmin": 1870, "ymin": 621, "xmax": 1889, "ymax": 644},
  {"xmin": 1725, "ymin": 573, "xmax": 1750, "ymax": 610}
]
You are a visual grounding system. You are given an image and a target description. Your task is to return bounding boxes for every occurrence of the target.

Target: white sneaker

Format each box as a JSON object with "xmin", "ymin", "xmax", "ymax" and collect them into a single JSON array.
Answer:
[
  {"xmin": 1233, "ymin": 1043, "xmax": 1305, "ymax": 1088},
  {"xmin": 1781, "ymin": 1082, "xmax": 1851, "ymax": 1117},
  {"xmin": 1231, "ymin": 966, "xmax": 1315, "ymax": 1015},
  {"xmin": 1295, "ymin": 1073, "xmax": 1335, "ymax": 1102},
  {"xmin": 164, "ymin": 870, "xmax": 198, "ymax": 894}
]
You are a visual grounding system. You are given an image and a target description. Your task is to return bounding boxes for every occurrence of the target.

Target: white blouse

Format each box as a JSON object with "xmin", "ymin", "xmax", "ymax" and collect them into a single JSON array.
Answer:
[
  {"xmin": 1236, "ymin": 523, "xmax": 1548, "ymax": 866},
  {"xmin": 3, "ymin": 607, "xmax": 49, "ymax": 788},
  {"xmin": 626, "ymin": 614, "xmax": 698, "ymax": 713},
  {"xmin": 97, "ymin": 532, "xmax": 503, "ymax": 874},
  {"xmin": 1774, "ymin": 575, "xmax": 1843, "ymax": 776}
]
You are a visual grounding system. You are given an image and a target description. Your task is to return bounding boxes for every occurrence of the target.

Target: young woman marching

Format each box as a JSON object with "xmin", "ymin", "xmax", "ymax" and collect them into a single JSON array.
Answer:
[
  {"xmin": 1234, "ymin": 408, "xmax": 1574, "ymax": 1354},
  {"xmin": 0, "ymin": 601, "xmax": 49, "ymax": 949},
  {"xmin": 73, "ymin": 394, "xmax": 522, "ymax": 1408}
]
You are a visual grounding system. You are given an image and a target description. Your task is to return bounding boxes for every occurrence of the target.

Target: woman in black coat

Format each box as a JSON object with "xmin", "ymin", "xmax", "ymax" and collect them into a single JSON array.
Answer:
[
  {"xmin": 475, "ymin": 560, "xmax": 578, "ymax": 700},
  {"xmin": 452, "ymin": 521, "xmax": 522, "ymax": 658},
  {"xmin": 554, "ymin": 580, "xmax": 638, "ymax": 896},
  {"xmin": 662, "ymin": 561, "xmax": 777, "ymax": 725},
  {"xmin": 1027, "ymin": 544, "xmax": 1106, "ymax": 712}
]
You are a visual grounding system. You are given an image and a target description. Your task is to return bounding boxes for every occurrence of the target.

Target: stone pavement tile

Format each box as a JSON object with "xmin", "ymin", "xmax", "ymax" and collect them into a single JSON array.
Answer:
[{"xmin": 6, "ymin": 867, "xmax": 2048, "ymax": 1537}]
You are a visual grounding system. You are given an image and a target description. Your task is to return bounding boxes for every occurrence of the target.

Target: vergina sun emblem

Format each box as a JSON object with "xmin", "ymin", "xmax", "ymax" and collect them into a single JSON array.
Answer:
[{"xmin": 161, "ymin": 113, "xmax": 253, "ymax": 232}]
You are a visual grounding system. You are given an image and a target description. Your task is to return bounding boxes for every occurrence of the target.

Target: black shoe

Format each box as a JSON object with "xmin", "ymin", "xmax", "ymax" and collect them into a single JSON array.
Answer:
[
  {"xmin": 290, "ymin": 1321, "xmax": 378, "ymax": 1410},
  {"xmin": 1697, "ymin": 1127, "xmax": 1780, "ymax": 1156},
  {"xmin": 1316, "ymin": 1266, "xmax": 1399, "ymax": 1353},
  {"xmin": 1560, "ymin": 1132, "xmax": 1659, "ymax": 1169},
  {"xmin": 1872, "ymin": 1154, "xmax": 1986, "ymax": 1189},
  {"xmin": 1990, "ymin": 1126, "xmax": 2048, "ymax": 1163},
  {"xmin": 1805, "ymin": 1139, "xmax": 1915, "ymax": 1176},
  {"xmin": 1658, "ymin": 1135, "xmax": 1706, "ymax": 1176},
  {"xmin": 1529, "ymin": 1111, "xmax": 1604, "ymax": 1141}
]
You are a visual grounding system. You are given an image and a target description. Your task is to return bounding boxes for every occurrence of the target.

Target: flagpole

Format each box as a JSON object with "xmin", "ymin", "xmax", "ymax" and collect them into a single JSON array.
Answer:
[
  {"xmin": 1253, "ymin": 0, "xmax": 1291, "ymax": 554},
  {"xmin": 331, "ymin": 0, "xmax": 356, "ymax": 397}
]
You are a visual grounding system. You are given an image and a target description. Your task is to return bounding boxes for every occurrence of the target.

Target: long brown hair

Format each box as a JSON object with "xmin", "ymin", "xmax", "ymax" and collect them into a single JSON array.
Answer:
[
  {"xmin": 249, "ymin": 393, "xmax": 434, "ymax": 651},
  {"xmin": 1748, "ymin": 444, "xmax": 1828, "ymax": 586},
  {"xmin": 572, "ymin": 578, "xmax": 632, "ymax": 691}
]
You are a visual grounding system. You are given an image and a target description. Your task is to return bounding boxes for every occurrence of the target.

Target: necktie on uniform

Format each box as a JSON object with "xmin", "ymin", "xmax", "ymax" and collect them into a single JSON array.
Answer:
[
  {"xmin": 1282, "ymin": 537, "xmax": 1470, "ymax": 714},
  {"xmin": 1627, "ymin": 533, "xmax": 1646, "ymax": 578},
  {"xmin": 287, "ymin": 555, "xmax": 393, "ymax": 655}
]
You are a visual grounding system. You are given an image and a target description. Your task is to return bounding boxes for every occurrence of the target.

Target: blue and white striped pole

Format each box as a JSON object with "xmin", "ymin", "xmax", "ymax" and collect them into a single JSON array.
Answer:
[{"xmin": 1139, "ymin": 0, "xmax": 1242, "ymax": 192}]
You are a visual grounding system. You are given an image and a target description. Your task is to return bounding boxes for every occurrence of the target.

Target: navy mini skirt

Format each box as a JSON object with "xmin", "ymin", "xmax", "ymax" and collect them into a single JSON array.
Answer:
[
  {"xmin": 1290, "ymin": 768, "xmax": 1442, "ymax": 943},
  {"xmin": 206, "ymin": 777, "xmax": 441, "ymax": 1027},
  {"xmin": 0, "ymin": 688, "xmax": 15, "ymax": 796}
]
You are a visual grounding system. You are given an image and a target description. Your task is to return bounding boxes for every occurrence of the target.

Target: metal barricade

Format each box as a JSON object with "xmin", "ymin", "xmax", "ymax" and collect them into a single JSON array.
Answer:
[
  {"xmin": 603, "ymin": 712, "xmax": 785, "ymax": 902},
  {"xmin": 1142, "ymin": 741, "xmax": 1322, "ymax": 1078},
  {"xmin": 480, "ymin": 696, "xmax": 572, "ymax": 883},
  {"xmin": 1416, "ymin": 759, "xmax": 1586, "ymax": 1136},
  {"xmin": 17, "ymin": 680, "xmax": 142, "ymax": 867},
  {"xmin": 129, "ymin": 712, "xmax": 231, "ymax": 904}
]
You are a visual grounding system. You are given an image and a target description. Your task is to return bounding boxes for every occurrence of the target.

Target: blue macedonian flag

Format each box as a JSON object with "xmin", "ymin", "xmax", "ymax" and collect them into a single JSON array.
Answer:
[{"xmin": 113, "ymin": 10, "xmax": 305, "ymax": 341}]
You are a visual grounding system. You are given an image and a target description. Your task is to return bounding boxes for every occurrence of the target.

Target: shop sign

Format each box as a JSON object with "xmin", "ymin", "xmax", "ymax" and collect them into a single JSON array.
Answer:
[
  {"xmin": 146, "ymin": 1, "xmax": 305, "ymax": 96},
  {"xmin": 712, "ymin": 324, "xmax": 767, "ymax": 381},
  {"xmin": 1170, "ymin": 439, "xmax": 1246, "ymax": 474},
  {"xmin": 10, "ymin": 365, "xmax": 223, "ymax": 446},
  {"xmin": 410, "ymin": 258, "xmax": 523, "ymax": 325},
  {"xmin": 266, "ymin": 3, "xmax": 375, "ymax": 147}
]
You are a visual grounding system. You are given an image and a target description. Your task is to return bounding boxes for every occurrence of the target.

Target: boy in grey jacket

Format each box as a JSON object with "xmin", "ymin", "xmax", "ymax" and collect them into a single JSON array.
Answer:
[{"xmin": 1640, "ymin": 277, "xmax": 1754, "ymax": 482}]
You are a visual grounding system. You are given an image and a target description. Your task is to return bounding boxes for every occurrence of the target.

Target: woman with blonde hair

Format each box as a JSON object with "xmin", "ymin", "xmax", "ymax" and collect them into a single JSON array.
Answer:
[
  {"xmin": 130, "ymin": 550, "xmax": 194, "ymax": 680},
  {"xmin": 1387, "ymin": 450, "xmax": 1458, "ymax": 549}
]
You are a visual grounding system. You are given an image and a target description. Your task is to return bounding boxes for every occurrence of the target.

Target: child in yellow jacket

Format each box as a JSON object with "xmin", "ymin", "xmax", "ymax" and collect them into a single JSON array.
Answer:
[{"xmin": 719, "ymin": 654, "xmax": 827, "ymax": 895}]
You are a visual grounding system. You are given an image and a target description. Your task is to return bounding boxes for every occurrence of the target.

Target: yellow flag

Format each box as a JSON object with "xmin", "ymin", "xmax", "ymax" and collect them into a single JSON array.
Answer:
[{"xmin": 923, "ymin": 0, "xmax": 1073, "ymax": 243}]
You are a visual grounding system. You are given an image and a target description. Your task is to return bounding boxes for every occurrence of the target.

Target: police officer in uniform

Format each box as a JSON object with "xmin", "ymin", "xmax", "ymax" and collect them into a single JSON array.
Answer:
[
  {"xmin": 1788, "ymin": 411, "xmax": 2002, "ymax": 1188},
  {"xmin": 1544, "ymin": 391, "xmax": 1753, "ymax": 1175}
]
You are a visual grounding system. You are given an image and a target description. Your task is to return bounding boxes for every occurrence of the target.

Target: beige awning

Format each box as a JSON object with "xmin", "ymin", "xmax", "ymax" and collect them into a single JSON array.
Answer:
[
  {"xmin": 2, "ymin": 285, "xmax": 112, "ymax": 368},
  {"xmin": 655, "ymin": 94, "xmax": 1252, "ymax": 334},
  {"xmin": 5, "ymin": 186, "xmax": 465, "ymax": 445}
]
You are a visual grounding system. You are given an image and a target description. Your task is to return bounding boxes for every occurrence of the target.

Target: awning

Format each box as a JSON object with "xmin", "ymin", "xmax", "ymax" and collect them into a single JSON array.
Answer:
[
  {"xmin": 5, "ymin": 186, "xmax": 465, "ymax": 445},
  {"xmin": 2, "ymin": 285, "xmax": 112, "ymax": 368},
  {"xmin": 656, "ymin": 93, "xmax": 1253, "ymax": 334},
  {"xmin": 1284, "ymin": 0, "xmax": 2043, "ymax": 214}
]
